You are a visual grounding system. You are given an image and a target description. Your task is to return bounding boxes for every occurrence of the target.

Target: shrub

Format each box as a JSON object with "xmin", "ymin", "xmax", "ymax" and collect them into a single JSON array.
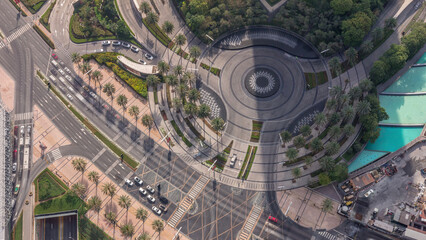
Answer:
[{"xmin": 171, "ymin": 120, "xmax": 193, "ymax": 147}]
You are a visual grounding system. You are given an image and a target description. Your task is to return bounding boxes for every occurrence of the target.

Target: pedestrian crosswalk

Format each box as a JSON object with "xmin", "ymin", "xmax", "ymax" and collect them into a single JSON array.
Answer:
[
  {"xmin": 318, "ymin": 231, "xmax": 337, "ymax": 240},
  {"xmin": 168, "ymin": 175, "xmax": 209, "ymax": 228},
  {"xmin": 238, "ymin": 205, "xmax": 263, "ymax": 240},
  {"xmin": 14, "ymin": 112, "xmax": 33, "ymax": 121},
  {"xmin": 50, "ymin": 148, "xmax": 62, "ymax": 162},
  {"xmin": 0, "ymin": 23, "xmax": 32, "ymax": 50}
]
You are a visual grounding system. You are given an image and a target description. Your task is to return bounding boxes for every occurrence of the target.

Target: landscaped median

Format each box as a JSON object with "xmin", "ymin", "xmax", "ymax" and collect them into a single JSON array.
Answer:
[
  {"xmin": 203, "ymin": 141, "xmax": 233, "ymax": 172},
  {"xmin": 36, "ymin": 70, "xmax": 139, "ymax": 170},
  {"xmin": 170, "ymin": 120, "xmax": 193, "ymax": 147},
  {"xmin": 33, "ymin": 25, "xmax": 55, "ymax": 49},
  {"xmin": 40, "ymin": 0, "xmax": 56, "ymax": 32}
]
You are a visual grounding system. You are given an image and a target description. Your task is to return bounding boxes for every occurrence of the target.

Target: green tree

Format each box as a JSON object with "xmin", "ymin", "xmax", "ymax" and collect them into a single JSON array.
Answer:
[
  {"xmin": 146, "ymin": 75, "xmax": 160, "ymax": 88},
  {"xmin": 304, "ymin": 156, "xmax": 313, "ymax": 168},
  {"xmin": 72, "ymin": 158, "xmax": 87, "ymax": 182},
  {"xmin": 87, "ymin": 195, "xmax": 102, "ymax": 222},
  {"xmin": 322, "ymin": 199, "xmax": 333, "ymax": 213},
  {"xmin": 120, "ymin": 223, "xmax": 135, "ymax": 239},
  {"xmin": 151, "ymin": 220, "xmax": 165, "ymax": 240},
  {"xmin": 116, "ymin": 20, "xmax": 131, "ymax": 38},
  {"xmin": 369, "ymin": 60, "xmax": 389, "ymax": 84},
  {"xmin": 329, "ymin": 125, "xmax": 341, "ymax": 140},
  {"xmin": 175, "ymin": 34, "xmax": 187, "ymax": 49},
  {"xmin": 189, "ymin": 46, "xmax": 201, "ymax": 60},
  {"xmin": 331, "ymin": 163, "xmax": 348, "ymax": 182},
  {"xmin": 197, "ymin": 104, "xmax": 210, "ymax": 137},
  {"xmin": 292, "ymin": 167, "xmax": 301, "ymax": 180},
  {"xmin": 117, "ymin": 94, "xmax": 128, "ymax": 121},
  {"xmin": 330, "ymin": 0, "xmax": 353, "ymax": 15},
  {"xmin": 187, "ymin": 89, "xmax": 200, "ymax": 103},
  {"xmin": 91, "ymin": 70, "xmax": 103, "ymax": 89},
  {"xmin": 211, "ymin": 117, "xmax": 225, "ymax": 152},
  {"xmin": 328, "ymin": 57, "xmax": 341, "ymax": 77},
  {"xmin": 344, "ymin": 47, "xmax": 358, "ymax": 67},
  {"xmin": 342, "ymin": 124, "xmax": 355, "ymax": 137},
  {"xmin": 384, "ymin": 18, "xmax": 397, "ymax": 30},
  {"xmin": 178, "ymin": 83, "xmax": 188, "ymax": 98},
  {"xmin": 102, "ymin": 182, "xmax": 116, "ymax": 209},
  {"xmin": 382, "ymin": 44, "xmax": 409, "ymax": 71},
  {"xmin": 138, "ymin": 233, "xmax": 151, "ymax": 240},
  {"xmin": 401, "ymin": 23, "xmax": 426, "ymax": 57},
  {"xmin": 356, "ymin": 100, "xmax": 371, "ymax": 116},
  {"xmin": 145, "ymin": 12, "xmax": 159, "ymax": 26},
  {"xmin": 319, "ymin": 173, "xmax": 331, "ymax": 185},
  {"xmin": 118, "ymin": 194, "xmax": 132, "ymax": 222},
  {"xmin": 293, "ymin": 136, "xmax": 306, "ymax": 149},
  {"xmin": 166, "ymin": 74, "xmax": 178, "ymax": 87},
  {"xmin": 319, "ymin": 156, "xmax": 334, "ymax": 172},
  {"xmin": 128, "ymin": 105, "xmax": 140, "ymax": 129},
  {"xmin": 71, "ymin": 52, "xmax": 81, "ymax": 67},
  {"xmin": 141, "ymin": 114, "xmax": 154, "ymax": 137},
  {"xmin": 310, "ymin": 138, "xmax": 323, "ymax": 153},
  {"xmin": 162, "ymin": 21, "xmax": 174, "ymax": 36},
  {"xmin": 139, "ymin": 1, "xmax": 151, "ymax": 16},
  {"xmin": 314, "ymin": 113, "xmax": 327, "ymax": 130},
  {"xmin": 342, "ymin": 105, "xmax": 354, "ymax": 122},
  {"xmin": 325, "ymin": 141, "xmax": 340, "ymax": 156},
  {"xmin": 359, "ymin": 79, "xmax": 373, "ymax": 93},
  {"xmin": 173, "ymin": 65, "xmax": 183, "ymax": 79},
  {"xmin": 184, "ymin": 103, "xmax": 198, "ymax": 116},
  {"xmin": 157, "ymin": 61, "xmax": 169, "ymax": 76},
  {"xmin": 183, "ymin": 72, "xmax": 196, "ymax": 87},
  {"xmin": 300, "ymin": 125, "xmax": 312, "ymax": 138},
  {"xmin": 342, "ymin": 12, "xmax": 372, "ymax": 46},
  {"xmin": 136, "ymin": 207, "xmax": 148, "ymax": 233},
  {"xmin": 71, "ymin": 183, "xmax": 86, "ymax": 198},
  {"xmin": 348, "ymin": 86, "xmax": 362, "ymax": 101},
  {"xmin": 87, "ymin": 171, "xmax": 100, "ymax": 195},
  {"xmin": 280, "ymin": 130, "xmax": 292, "ymax": 147},
  {"xmin": 105, "ymin": 211, "xmax": 117, "ymax": 230},
  {"xmin": 103, "ymin": 83, "xmax": 116, "ymax": 106},
  {"xmin": 286, "ymin": 148, "xmax": 299, "ymax": 162},
  {"xmin": 172, "ymin": 97, "xmax": 182, "ymax": 110}
]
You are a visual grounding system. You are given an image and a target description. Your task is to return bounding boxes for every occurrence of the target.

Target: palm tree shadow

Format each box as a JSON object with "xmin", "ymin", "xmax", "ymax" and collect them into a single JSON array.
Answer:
[
  {"xmin": 130, "ymin": 129, "xmax": 141, "ymax": 141},
  {"xmin": 143, "ymin": 138, "xmax": 154, "ymax": 151}
]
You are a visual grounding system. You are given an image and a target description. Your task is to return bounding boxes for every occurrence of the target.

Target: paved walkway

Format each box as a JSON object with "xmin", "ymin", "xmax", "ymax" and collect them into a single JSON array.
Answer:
[{"xmin": 259, "ymin": 0, "xmax": 288, "ymax": 13}]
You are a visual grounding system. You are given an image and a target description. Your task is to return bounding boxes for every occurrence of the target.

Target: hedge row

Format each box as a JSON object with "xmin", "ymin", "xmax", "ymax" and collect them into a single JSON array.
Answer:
[
  {"xmin": 243, "ymin": 146, "xmax": 258, "ymax": 180},
  {"xmin": 142, "ymin": 18, "xmax": 171, "ymax": 47},
  {"xmin": 40, "ymin": 0, "xmax": 56, "ymax": 32},
  {"xmin": 33, "ymin": 25, "xmax": 55, "ymax": 49},
  {"xmin": 184, "ymin": 117, "xmax": 205, "ymax": 141},
  {"xmin": 170, "ymin": 120, "xmax": 193, "ymax": 147},
  {"xmin": 238, "ymin": 146, "xmax": 252, "ymax": 179}
]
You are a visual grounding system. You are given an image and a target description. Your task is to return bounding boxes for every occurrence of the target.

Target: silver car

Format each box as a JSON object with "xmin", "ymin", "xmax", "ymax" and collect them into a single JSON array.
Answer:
[
  {"xmin": 102, "ymin": 41, "xmax": 111, "ymax": 46},
  {"xmin": 134, "ymin": 176, "xmax": 143, "ymax": 185},
  {"xmin": 152, "ymin": 206, "xmax": 162, "ymax": 215},
  {"xmin": 146, "ymin": 185, "xmax": 155, "ymax": 194},
  {"xmin": 147, "ymin": 195, "xmax": 155, "ymax": 203},
  {"xmin": 125, "ymin": 179, "xmax": 134, "ymax": 187},
  {"xmin": 121, "ymin": 42, "xmax": 131, "ymax": 48},
  {"xmin": 144, "ymin": 53, "xmax": 153, "ymax": 60},
  {"xmin": 139, "ymin": 188, "xmax": 147, "ymax": 196},
  {"xmin": 131, "ymin": 46, "xmax": 139, "ymax": 52}
]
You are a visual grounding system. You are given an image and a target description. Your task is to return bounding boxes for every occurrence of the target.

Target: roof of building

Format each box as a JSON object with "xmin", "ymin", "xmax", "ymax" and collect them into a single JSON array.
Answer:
[
  {"xmin": 405, "ymin": 227, "xmax": 426, "ymax": 240},
  {"xmin": 350, "ymin": 172, "xmax": 375, "ymax": 191},
  {"xmin": 373, "ymin": 220, "xmax": 394, "ymax": 232},
  {"xmin": 394, "ymin": 209, "xmax": 411, "ymax": 226},
  {"xmin": 117, "ymin": 56, "xmax": 157, "ymax": 75}
]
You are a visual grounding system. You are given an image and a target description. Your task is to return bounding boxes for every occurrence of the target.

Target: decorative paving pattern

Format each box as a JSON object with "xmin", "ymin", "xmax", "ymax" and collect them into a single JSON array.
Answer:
[
  {"xmin": 200, "ymin": 89, "xmax": 222, "ymax": 119},
  {"xmin": 292, "ymin": 110, "xmax": 319, "ymax": 135},
  {"xmin": 244, "ymin": 67, "xmax": 280, "ymax": 98}
]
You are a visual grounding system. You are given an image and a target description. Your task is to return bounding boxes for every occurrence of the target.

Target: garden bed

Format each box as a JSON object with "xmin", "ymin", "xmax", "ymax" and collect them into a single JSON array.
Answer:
[
  {"xmin": 21, "ymin": 0, "xmax": 46, "ymax": 13},
  {"xmin": 304, "ymin": 71, "xmax": 328, "ymax": 90},
  {"xmin": 184, "ymin": 117, "xmax": 205, "ymax": 141},
  {"xmin": 242, "ymin": 146, "xmax": 257, "ymax": 180},
  {"xmin": 40, "ymin": 0, "xmax": 56, "ymax": 32},
  {"xmin": 171, "ymin": 120, "xmax": 193, "ymax": 147},
  {"xmin": 33, "ymin": 25, "xmax": 55, "ymax": 49},
  {"xmin": 238, "ymin": 146, "xmax": 252, "ymax": 179}
]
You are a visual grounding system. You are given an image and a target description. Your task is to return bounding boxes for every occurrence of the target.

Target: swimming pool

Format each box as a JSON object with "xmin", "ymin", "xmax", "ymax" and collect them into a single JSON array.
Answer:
[
  {"xmin": 348, "ymin": 126, "xmax": 422, "ymax": 172},
  {"xmin": 379, "ymin": 95, "xmax": 426, "ymax": 124},
  {"xmin": 383, "ymin": 67, "xmax": 426, "ymax": 93},
  {"xmin": 417, "ymin": 52, "xmax": 426, "ymax": 64}
]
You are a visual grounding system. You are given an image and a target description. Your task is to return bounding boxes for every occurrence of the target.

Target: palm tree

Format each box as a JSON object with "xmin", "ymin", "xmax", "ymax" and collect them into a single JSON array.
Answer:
[
  {"xmin": 187, "ymin": 89, "xmax": 200, "ymax": 103},
  {"xmin": 286, "ymin": 148, "xmax": 298, "ymax": 162},
  {"xmin": 145, "ymin": 12, "xmax": 159, "ymax": 26},
  {"xmin": 81, "ymin": 60, "xmax": 90, "ymax": 80},
  {"xmin": 385, "ymin": 17, "xmax": 396, "ymax": 30},
  {"xmin": 361, "ymin": 41, "xmax": 374, "ymax": 55},
  {"xmin": 325, "ymin": 141, "xmax": 340, "ymax": 156},
  {"xmin": 128, "ymin": 105, "xmax": 140, "ymax": 129},
  {"xmin": 91, "ymin": 70, "xmax": 103, "ymax": 89},
  {"xmin": 118, "ymin": 194, "xmax": 132, "ymax": 222},
  {"xmin": 137, "ymin": 232, "xmax": 151, "ymax": 240},
  {"xmin": 322, "ymin": 199, "xmax": 333, "ymax": 213},
  {"xmin": 139, "ymin": 1, "xmax": 151, "ymax": 16},
  {"xmin": 314, "ymin": 112, "xmax": 327, "ymax": 130},
  {"xmin": 141, "ymin": 114, "xmax": 154, "ymax": 137},
  {"xmin": 326, "ymin": 99, "xmax": 337, "ymax": 111},
  {"xmin": 162, "ymin": 21, "xmax": 174, "ymax": 36},
  {"xmin": 343, "ymin": 124, "xmax": 355, "ymax": 137},
  {"xmin": 72, "ymin": 158, "xmax": 87, "ymax": 182},
  {"xmin": 105, "ymin": 211, "xmax": 117, "ymax": 238},
  {"xmin": 330, "ymin": 86, "xmax": 343, "ymax": 100},
  {"xmin": 71, "ymin": 183, "xmax": 86, "ymax": 198},
  {"xmin": 146, "ymin": 75, "xmax": 160, "ymax": 88},
  {"xmin": 120, "ymin": 223, "xmax": 135, "ymax": 239},
  {"xmin": 280, "ymin": 130, "xmax": 292, "ymax": 147},
  {"xmin": 293, "ymin": 136, "xmax": 305, "ymax": 149},
  {"xmin": 211, "ymin": 117, "xmax": 225, "ymax": 153},
  {"xmin": 184, "ymin": 71, "xmax": 196, "ymax": 87},
  {"xmin": 329, "ymin": 125, "xmax": 341, "ymax": 140},
  {"xmin": 71, "ymin": 52, "xmax": 81, "ymax": 67},
  {"xmin": 189, "ymin": 46, "xmax": 201, "ymax": 60},
  {"xmin": 310, "ymin": 138, "xmax": 323, "ymax": 153},
  {"xmin": 356, "ymin": 100, "xmax": 371, "ymax": 116},
  {"xmin": 172, "ymin": 97, "xmax": 182, "ymax": 111},
  {"xmin": 166, "ymin": 74, "xmax": 178, "ymax": 88},
  {"xmin": 101, "ymin": 182, "xmax": 116, "ymax": 209},
  {"xmin": 103, "ymin": 83, "xmax": 116, "ymax": 107},
  {"xmin": 300, "ymin": 125, "xmax": 311, "ymax": 138},
  {"xmin": 116, "ymin": 94, "xmax": 128, "ymax": 121},
  {"xmin": 292, "ymin": 167, "xmax": 301, "ymax": 181},
  {"xmin": 319, "ymin": 156, "xmax": 334, "ymax": 172},
  {"xmin": 304, "ymin": 156, "xmax": 313, "ymax": 168},
  {"xmin": 184, "ymin": 103, "xmax": 198, "ymax": 116},
  {"xmin": 359, "ymin": 79, "xmax": 373, "ymax": 93},
  {"xmin": 173, "ymin": 65, "xmax": 183, "ymax": 79},
  {"xmin": 349, "ymin": 86, "xmax": 362, "ymax": 102},
  {"xmin": 157, "ymin": 61, "xmax": 169, "ymax": 76},
  {"xmin": 136, "ymin": 207, "xmax": 148, "ymax": 233},
  {"xmin": 197, "ymin": 104, "xmax": 211, "ymax": 137},
  {"xmin": 175, "ymin": 34, "xmax": 186, "ymax": 50},
  {"xmin": 151, "ymin": 220, "xmax": 165, "ymax": 240},
  {"xmin": 87, "ymin": 171, "xmax": 100, "ymax": 195},
  {"xmin": 328, "ymin": 57, "xmax": 341, "ymax": 78},
  {"xmin": 344, "ymin": 47, "xmax": 358, "ymax": 68},
  {"xmin": 342, "ymin": 105, "xmax": 354, "ymax": 122},
  {"xmin": 178, "ymin": 83, "xmax": 188, "ymax": 98},
  {"xmin": 87, "ymin": 195, "xmax": 102, "ymax": 220}
]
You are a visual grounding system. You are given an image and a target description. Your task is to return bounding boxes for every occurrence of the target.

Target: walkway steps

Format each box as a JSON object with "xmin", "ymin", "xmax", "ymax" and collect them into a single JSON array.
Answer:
[{"xmin": 238, "ymin": 205, "xmax": 263, "ymax": 240}]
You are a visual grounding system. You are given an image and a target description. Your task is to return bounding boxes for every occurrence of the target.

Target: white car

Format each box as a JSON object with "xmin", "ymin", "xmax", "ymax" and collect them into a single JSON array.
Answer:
[
  {"xmin": 27, "ymin": 125, "xmax": 31, "ymax": 133},
  {"xmin": 65, "ymin": 75, "xmax": 72, "ymax": 82},
  {"xmin": 144, "ymin": 53, "xmax": 153, "ymax": 60},
  {"xmin": 138, "ymin": 59, "xmax": 146, "ymax": 65},
  {"xmin": 58, "ymin": 69, "xmax": 65, "ymax": 76},
  {"xmin": 64, "ymin": 67, "xmax": 71, "ymax": 74},
  {"xmin": 364, "ymin": 189, "xmax": 374, "ymax": 198},
  {"xmin": 112, "ymin": 41, "xmax": 121, "ymax": 46},
  {"xmin": 146, "ymin": 185, "xmax": 155, "ymax": 194},
  {"xmin": 152, "ymin": 206, "xmax": 162, "ymax": 215},
  {"xmin": 66, "ymin": 94, "xmax": 74, "ymax": 101},
  {"xmin": 131, "ymin": 46, "xmax": 139, "ymax": 52},
  {"xmin": 121, "ymin": 42, "xmax": 131, "ymax": 48},
  {"xmin": 125, "ymin": 179, "xmax": 134, "ymax": 187},
  {"xmin": 134, "ymin": 176, "xmax": 143, "ymax": 185},
  {"xmin": 102, "ymin": 41, "xmax": 111, "ymax": 46},
  {"xmin": 12, "ymin": 162, "xmax": 17, "ymax": 172},
  {"xmin": 139, "ymin": 188, "xmax": 147, "ymax": 196},
  {"xmin": 147, "ymin": 195, "xmax": 155, "ymax": 203},
  {"xmin": 230, "ymin": 154, "xmax": 237, "ymax": 168},
  {"xmin": 20, "ymin": 126, "xmax": 24, "ymax": 136},
  {"xmin": 89, "ymin": 92, "xmax": 98, "ymax": 100}
]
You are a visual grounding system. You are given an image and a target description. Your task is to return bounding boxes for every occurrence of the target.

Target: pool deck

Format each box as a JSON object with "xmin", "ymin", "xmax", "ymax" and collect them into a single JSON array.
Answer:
[{"xmin": 349, "ymin": 124, "xmax": 426, "ymax": 178}]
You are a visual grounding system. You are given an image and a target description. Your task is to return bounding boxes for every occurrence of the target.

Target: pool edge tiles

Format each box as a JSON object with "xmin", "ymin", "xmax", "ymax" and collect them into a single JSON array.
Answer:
[{"xmin": 348, "ymin": 150, "xmax": 388, "ymax": 173}]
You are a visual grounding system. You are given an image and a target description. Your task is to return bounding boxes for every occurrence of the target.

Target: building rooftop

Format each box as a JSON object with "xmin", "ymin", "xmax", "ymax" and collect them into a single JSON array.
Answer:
[
  {"xmin": 117, "ymin": 56, "xmax": 158, "ymax": 75},
  {"xmin": 350, "ymin": 172, "xmax": 375, "ymax": 191}
]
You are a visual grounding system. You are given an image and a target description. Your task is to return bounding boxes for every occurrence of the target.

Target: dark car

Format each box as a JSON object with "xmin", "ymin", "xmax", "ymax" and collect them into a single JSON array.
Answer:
[
  {"xmin": 159, "ymin": 204, "xmax": 168, "ymax": 212},
  {"xmin": 159, "ymin": 196, "xmax": 169, "ymax": 204}
]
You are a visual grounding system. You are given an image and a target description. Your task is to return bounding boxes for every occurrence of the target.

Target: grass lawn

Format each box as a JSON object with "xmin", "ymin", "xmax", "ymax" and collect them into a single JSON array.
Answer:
[
  {"xmin": 40, "ymin": 1, "xmax": 56, "ymax": 32},
  {"xmin": 21, "ymin": 0, "xmax": 46, "ymax": 13},
  {"xmin": 243, "ymin": 146, "xmax": 258, "ymax": 180},
  {"xmin": 13, "ymin": 213, "xmax": 23, "ymax": 240},
  {"xmin": 79, "ymin": 217, "xmax": 113, "ymax": 240},
  {"xmin": 35, "ymin": 169, "xmax": 67, "ymax": 201},
  {"xmin": 250, "ymin": 131, "xmax": 260, "ymax": 142},
  {"xmin": 252, "ymin": 120, "xmax": 263, "ymax": 131},
  {"xmin": 35, "ymin": 191, "xmax": 85, "ymax": 215},
  {"xmin": 238, "ymin": 146, "xmax": 252, "ymax": 179},
  {"xmin": 304, "ymin": 71, "xmax": 328, "ymax": 90}
]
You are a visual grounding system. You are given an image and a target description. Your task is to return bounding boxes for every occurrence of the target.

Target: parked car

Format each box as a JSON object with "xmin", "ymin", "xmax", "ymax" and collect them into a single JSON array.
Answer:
[
  {"xmin": 50, "ymin": 69, "xmax": 57, "ymax": 75},
  {"xmin": 364, "ymin": 189, "xmax": 374, "ymax": 198},
  {"xmin": 230, "ymin": 154, "xmax": 237, "ymax": 168},
  {"xmin": 52, "ymin": 53, "xmax": 58, "ymax": 59},
  {"xmin": 159, "ymin": 204, "xmax": 168, "ymax": 212},
  {"xmin": 65, "ymin": 75, "xmax": 72, "ymax": 82},
  {"xmin": 146, "ymin": 185, "xmax": 155, "ymax": 194},
  {"xmin": 159, "ymin": 196, "xmax": 169, "ymax": 204},
  {"xmin": 131, "ymin": 46, "xmax": 139, "ymax": 52},
  {"xmin": 144, "ymin": 53, "xmax": 153, "ymax": 60},
  {"xmin": 20, "ymin": 126, "xmax": 24, "ymax": 136},
  {"xmin": 112, "ymin": 41, "xmax": 121, "ymax": 46},
  {"xmin": 89, "ymin": 92, "xmax": 98, "ymax": 100},
  {"xmin": 138, "ymin": 59, "xmax": 147, "ymax": 65},
  {"xmin": 14, "ymin": 184, "xmax": 20, "ymax": 195},
  {"xmin": 268, "ymin": 216, "xmax": 278, "ymax": 223},
  {"xmin": 152, "ymin": 206, "xmax": 162, "ymax": 215},
  {"xmin": 147, "ymin": 195, "xmax": 155, "ymax": 203},
  {"xmin": 134, "ymin": 176, "xmax": 143, "ymax": 185},
  {"xmin": 64, "ymin": 67, "xmax": 71, "ymax": 74},
  {"xmin": 102, "ymin": 41, "xmax": 111, "ymax": 46},
  {"xmin": 125, "ymin": 179, "xmax": 134, "ymax": 187},
  {"xmin": 121, "ymin": 42, "xmax": 131, "ymax": 48},
  {"xmin": 27, "ymin": 125, "xmax": 31, "ymax": 133},
  {"xmin": 58, "ymin": 69, "xmax": 65, "ymax": 76},
  {"xmin": 139, "ymin": 188, "xmax": 147, "ymax": 196},
  {"xmin": 12, "ymin": 163, "xmax": 17, "ymax": 172},
  {"xmin": 66, "ymin": 94, "xmax": 74, "ymax": 101}
]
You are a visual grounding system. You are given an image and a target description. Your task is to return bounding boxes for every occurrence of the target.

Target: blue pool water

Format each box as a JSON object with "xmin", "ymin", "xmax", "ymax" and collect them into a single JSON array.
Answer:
[
  {"xmin": 349, "ymin": 126, "xmax": 422, "ymax": 172},
  {"xmin": 379, "ymin": 95, "xmax": 426, "ymax": 124},
  {"xmin": 417, "ymin": 52, "xmax": 426, "ymax": 64},
  {"xmin": 348, "ymin": 150, "xmax": 388, "ymax": 173},
  {"xmin": 384, "ymin": 67, "xmax": 426, "ymax": 93}
]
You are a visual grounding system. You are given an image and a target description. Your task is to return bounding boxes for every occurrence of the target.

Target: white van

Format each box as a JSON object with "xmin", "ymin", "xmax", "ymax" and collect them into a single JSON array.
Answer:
[
  {"xmin": 49, "ymin": 75, "xmax": 57, "ymax": 82},
  {"xmin": 230, "ymin": 154, "xmax": 237, "ymax": 168},
  {"xmin": 51, "ymin": 60, "xmax": 59, "ymax": 68}
]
